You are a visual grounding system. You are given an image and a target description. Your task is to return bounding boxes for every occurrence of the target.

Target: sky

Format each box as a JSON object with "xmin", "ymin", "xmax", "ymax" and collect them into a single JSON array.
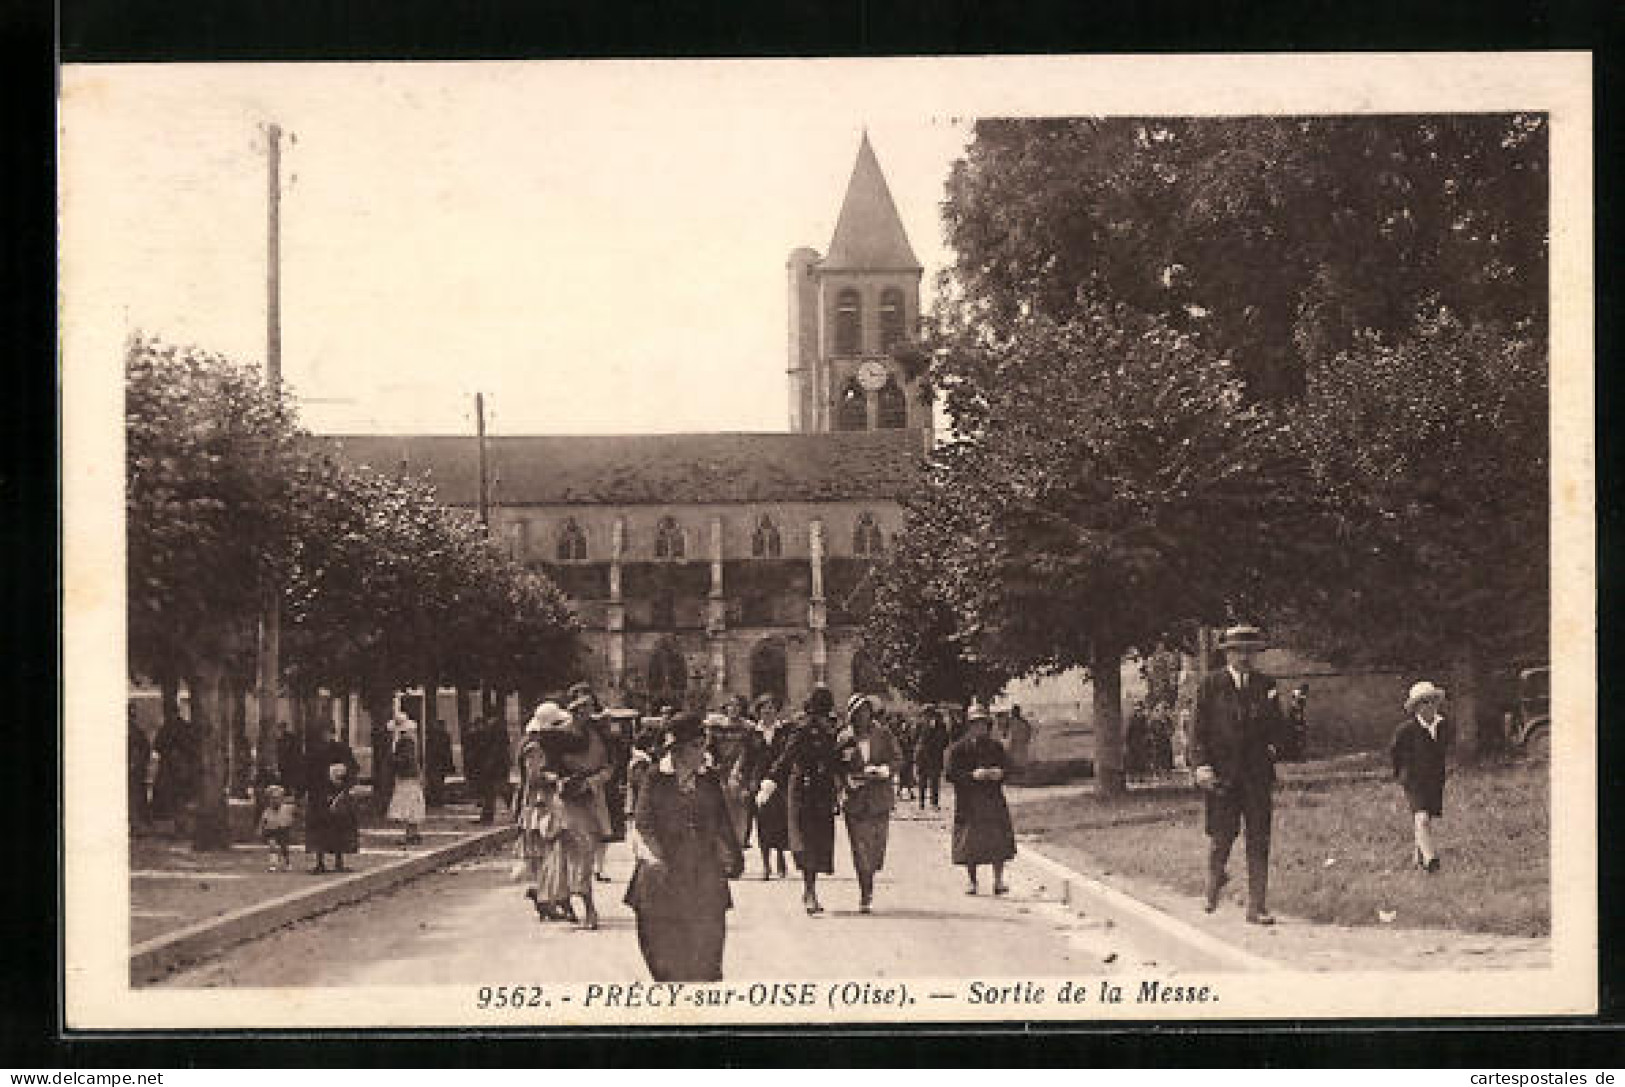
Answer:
[
  {"xmin": 61, "ymin": 61, "xmax": 975, "ymax": 436},
  {"xmin": 61, "ymin": 55, "xmax": 1589, "ymax": 440}
]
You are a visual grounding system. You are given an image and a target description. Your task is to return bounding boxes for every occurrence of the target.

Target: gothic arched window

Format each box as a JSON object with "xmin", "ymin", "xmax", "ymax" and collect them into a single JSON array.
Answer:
[
  {"xmin": 654, "ymin": 516, "xmax": 685, "ymax": 560},
  {"xmin": 751, "ymin": 514, "xmax": 782, "ymax": 558},
  {"xmin": 835, "ymin": 288, "xmax": 862, "ymax": 355},
  {"xmin": 877, "ymin": 376, "xmax": 907, "ymax": 429},
  {"xmin": 879, "ymin": 287, "xmax": 906, "ymax": 351},
  {"xmin": 853, "ymin": 512, "xmax": 884, "ymax": 557},
  {"xmin": 836, "ymin": 378, "xmax": 867, "ymax": 432},
  {"xmin": 556, "ymin": 518, "xmax": 587, "ymax": 562}
]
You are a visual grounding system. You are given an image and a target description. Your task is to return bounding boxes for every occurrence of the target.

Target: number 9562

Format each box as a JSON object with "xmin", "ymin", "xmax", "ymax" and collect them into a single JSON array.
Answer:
[{"xmin": 477, "ymin": 985, "xmax": 546, "ymax": 1009}]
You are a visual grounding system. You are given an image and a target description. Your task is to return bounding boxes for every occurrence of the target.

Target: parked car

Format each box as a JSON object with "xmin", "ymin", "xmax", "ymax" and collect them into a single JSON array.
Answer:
[{"xmin": 1503, "ymin": 666, "xmax": 1550, "ymax": 761}]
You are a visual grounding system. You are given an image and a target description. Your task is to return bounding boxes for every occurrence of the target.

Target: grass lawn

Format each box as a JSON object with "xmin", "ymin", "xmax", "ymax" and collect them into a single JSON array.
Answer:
[{"xmin": 1013, "ymin": 758, "xmax": 1549, "ymax": 937}]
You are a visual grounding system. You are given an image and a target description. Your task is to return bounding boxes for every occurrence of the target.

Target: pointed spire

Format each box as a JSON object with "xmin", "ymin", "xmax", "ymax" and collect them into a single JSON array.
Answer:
[{"xmin": 821, "ymin": 132, "xmax": 922, "ymax": 272}]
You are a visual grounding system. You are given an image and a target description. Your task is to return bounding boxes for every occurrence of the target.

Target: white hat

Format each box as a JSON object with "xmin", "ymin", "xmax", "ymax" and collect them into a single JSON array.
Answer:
[
  {"xmin": 966, "ymin": 700, "xmax": 991, "ymax": 722},
  {"xmin": 846, "ymin": 693, "xmax": 876, "ymax": 719},
  {"xmin": 526, "ymin": 701, "xmax": 570, "ymax": 733},
  {"xmin": 1405, "ymin": 680, "xmax": 1446, "ymax": 713}
]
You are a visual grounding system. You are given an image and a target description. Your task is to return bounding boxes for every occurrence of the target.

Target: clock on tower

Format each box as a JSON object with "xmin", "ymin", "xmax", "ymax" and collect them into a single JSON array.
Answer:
[{"xmin": 856, "ymin": 359, "xmax": 890, "ymax": 392}]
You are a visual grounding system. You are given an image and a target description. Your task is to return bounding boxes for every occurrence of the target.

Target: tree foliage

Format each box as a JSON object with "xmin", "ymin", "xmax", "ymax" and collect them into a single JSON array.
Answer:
[
  {"xmin": 941, "ymin": 115, "xmax": 1546, "ymax": 399},
  {"xmin": 1282, "ymin": 315, "xmax": 1548, "ymax": 669},
  {"xmin": 127, "ymin": 336, "xmax": 581, "ymax": 844},
  {"xmin": 127, "ymin": 337, "xmax": 302, "ymax": 683},
  {"xmin": 869, "ymin": 306, "xmax": 1311, "ymax": 791},
  {"xmin": 870, "ymin": 113, "xmax": 1549, "ymax": 776}
]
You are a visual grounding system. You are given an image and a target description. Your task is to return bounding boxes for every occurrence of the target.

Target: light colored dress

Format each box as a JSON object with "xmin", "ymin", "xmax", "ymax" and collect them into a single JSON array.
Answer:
[{"xmin": 387, "ymin": 733, "xmax": 427, "ymax": 824}]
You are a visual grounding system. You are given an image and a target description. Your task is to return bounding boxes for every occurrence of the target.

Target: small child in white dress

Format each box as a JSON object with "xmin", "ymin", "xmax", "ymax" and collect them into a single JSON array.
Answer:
[{"xmin": 258, "ymin": 785, "xmax": 296, "ymax": 871}]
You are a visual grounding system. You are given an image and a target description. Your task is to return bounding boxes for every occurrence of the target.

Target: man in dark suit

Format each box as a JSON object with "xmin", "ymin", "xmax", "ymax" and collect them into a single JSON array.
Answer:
[{"xmin": 1190, "ymin": 624, "xmax": 1291, "ymax": 925}]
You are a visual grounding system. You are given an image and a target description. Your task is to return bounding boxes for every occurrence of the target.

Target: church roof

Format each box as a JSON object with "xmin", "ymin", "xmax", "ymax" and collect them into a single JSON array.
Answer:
[
  {"xmin": 321, "ymin": 430, "xmax": 922, "ymax": 506},
  {"xmin": 820, "ymin": 133, "xmax": 922, "ymax": 273}
]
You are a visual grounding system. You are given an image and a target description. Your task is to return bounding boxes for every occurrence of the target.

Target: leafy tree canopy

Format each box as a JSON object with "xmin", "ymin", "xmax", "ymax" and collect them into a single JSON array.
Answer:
[{"xmin": 941, "ymin": 115, "xmax": 1546, "ymax": 399}]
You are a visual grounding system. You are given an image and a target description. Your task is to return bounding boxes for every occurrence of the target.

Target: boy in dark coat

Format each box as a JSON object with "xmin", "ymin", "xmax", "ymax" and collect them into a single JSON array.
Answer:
[{"xmin": 1391, "ymin": 680, "xmax": 1452, "ymax": 873}]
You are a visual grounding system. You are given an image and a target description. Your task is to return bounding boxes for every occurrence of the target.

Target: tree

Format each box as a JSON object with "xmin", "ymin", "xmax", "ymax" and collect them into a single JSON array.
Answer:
[
  {"xmin": 932, "ymin": 114, "xmax": 1549, "ymax": 757},
  {"xmin": 131, "ymin": 335, "xmax": 584, "ymax": 843},
  {"xmin": 126, "ymin": 337, "xmax": 303, "ymax": 848},
  {"xmin": 864, "ymin": 502, "xmax": 1013, "ymax": 706},
  {"xmin": 872, "ymin": 304, "xmax": 1312, "ymax": 794},
  {"xmin": 940, "ymin": 115, "xmax": 1547, "ymax": 399},
  {"xmin": 1283, "ymin": 314, "xmax": 1548, "ymax": 747},
  {"xmin": 283, "ymin": 455, "xmax": 580, "ymax": 753}
]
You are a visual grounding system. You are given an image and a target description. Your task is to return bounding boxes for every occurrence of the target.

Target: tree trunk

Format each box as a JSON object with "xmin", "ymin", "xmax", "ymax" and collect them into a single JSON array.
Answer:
[
  {"xmin": 189, "ymin": 660, "xmax": 233, "ymax": 851},
  {"xmin": 1449, "ymin": 647, "xmax": 1482, "ymax": 761},
  {"xmin": 1092, "ymin": 642, "xmax": 1126, "ymax": 797},
  {"xmin": 361, "ymin": 675, "xmax": 395, "ymax": 814}
]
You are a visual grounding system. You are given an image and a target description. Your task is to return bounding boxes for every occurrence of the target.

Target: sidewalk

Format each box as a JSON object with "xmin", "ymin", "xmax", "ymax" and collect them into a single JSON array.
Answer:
[{"xmin": 131, "ymin": 799, "xmax": 517, "ymax": 983}]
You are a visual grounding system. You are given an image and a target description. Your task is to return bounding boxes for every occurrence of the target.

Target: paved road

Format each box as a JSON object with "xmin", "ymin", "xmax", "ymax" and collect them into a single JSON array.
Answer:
[{"xmin": 162, "ymin": 807, "xmax": 1182, "ymax": 987}]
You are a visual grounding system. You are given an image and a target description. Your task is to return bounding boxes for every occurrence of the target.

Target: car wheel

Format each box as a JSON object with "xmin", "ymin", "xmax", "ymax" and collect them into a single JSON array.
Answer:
[{"xmin": 1522, "ymin": 726, "xmax": 1550, "ymax": 764}]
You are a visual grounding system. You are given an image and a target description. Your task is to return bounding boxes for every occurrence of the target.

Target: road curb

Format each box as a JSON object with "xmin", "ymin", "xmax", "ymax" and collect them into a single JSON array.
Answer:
[
  {"xmin": 1017, "ymin": 842, "xmax": 1283, "ymax": 974},
  {"xmin": 131, "ymin": 825, "xmax": 518, "ymax": 985}
]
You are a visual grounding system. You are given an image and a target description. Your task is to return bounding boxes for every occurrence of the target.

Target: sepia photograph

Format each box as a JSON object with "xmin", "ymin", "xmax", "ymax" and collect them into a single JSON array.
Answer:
[{"xmin": 59, "ymin": 53, "xmax": 1595, "ymax": 1028}]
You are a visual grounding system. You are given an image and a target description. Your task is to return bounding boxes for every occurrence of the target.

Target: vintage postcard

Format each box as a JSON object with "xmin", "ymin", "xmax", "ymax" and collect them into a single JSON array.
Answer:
[{"xmin": 61, "ymin": 52, "xmax": 1594, "ymax": 1028}]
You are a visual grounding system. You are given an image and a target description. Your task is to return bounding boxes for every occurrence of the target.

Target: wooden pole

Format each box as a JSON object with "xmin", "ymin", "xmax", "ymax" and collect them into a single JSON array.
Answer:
[
  {"xmin": 256, "ymin": 122, "xmax": 284, "ymax": 785},
  {"xmin": 476, "ymin": 392, "xmax": 491, "ymax": 536}
]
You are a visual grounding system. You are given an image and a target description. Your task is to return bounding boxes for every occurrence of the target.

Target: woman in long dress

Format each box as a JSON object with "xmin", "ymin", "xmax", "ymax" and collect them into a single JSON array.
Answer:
[
  {"xmin": 623, "ymin": 712, "xmax": 743, "ymax": 981},
  {"xmin": 385, "ymin": 713, "xmax": 427, "ymax": 845},
  {"xmin": 836, "ymin": 694, "xmax": 902, "ymax": 914},
  {"xmin": 750, "ymin": 695, "xmax": 791, "ymax": 880},
  {"xmin": 944, "ymin": 703, "xmax": 1017, "ymax": 895},
  {"xmin": 515, "ymin": 706, "xmax": 577, "ymax": 921},
  {"xmin": 756, "ymin": 685, "xmax": 842, "ymax": 915}
]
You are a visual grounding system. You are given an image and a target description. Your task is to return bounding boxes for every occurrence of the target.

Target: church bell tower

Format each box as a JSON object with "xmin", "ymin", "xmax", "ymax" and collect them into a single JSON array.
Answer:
[{"xmin": 787, "ymin": 133, "xmax": 926, "ymax": 435}]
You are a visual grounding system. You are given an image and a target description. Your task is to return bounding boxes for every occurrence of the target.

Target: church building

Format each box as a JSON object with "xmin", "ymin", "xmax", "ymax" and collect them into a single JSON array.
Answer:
[{"xmin": 328, "ymin": 134, "xmax": 929, "ymax": 714}]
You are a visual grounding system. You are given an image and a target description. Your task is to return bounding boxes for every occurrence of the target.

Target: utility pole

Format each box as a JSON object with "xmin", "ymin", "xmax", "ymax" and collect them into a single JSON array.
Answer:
[
  {"xmin": 255, "ymin": 121, "xmax": 285, "ymax": 785},
  {"xmin": 476, "ymin": 391, "xmax": 491, "ymax": 536}
]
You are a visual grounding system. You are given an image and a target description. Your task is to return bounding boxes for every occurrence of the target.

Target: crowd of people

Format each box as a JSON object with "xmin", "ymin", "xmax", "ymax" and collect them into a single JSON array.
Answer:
[
  {"xmin": 129, "ymin": 627, "xmax": 1456, "ymax": 977},
  {"xmin": 496, "ymin": 681, "xmax": 1027, "ymax": 983}
]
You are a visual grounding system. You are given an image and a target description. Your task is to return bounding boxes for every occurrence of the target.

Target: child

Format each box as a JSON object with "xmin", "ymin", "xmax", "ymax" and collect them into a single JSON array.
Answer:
[{"xmin": 258, "ymin": 785, "xmax": 296, "ymax": 871}]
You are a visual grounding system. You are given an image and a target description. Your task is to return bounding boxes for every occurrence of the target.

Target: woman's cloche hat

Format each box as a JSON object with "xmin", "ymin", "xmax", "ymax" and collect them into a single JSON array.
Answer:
[
  {"xmin": 1404, "ymin": 680, "xmax": 1447, "ymax": 713},
  {"xmin": 525, "ymin": 700, "xmax": 571, "ymax": 733}
]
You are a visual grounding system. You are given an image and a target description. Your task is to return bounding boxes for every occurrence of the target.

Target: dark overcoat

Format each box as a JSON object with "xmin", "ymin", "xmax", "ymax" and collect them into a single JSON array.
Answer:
[
  {"xmin": 1391, "ymin": 716, "xmax": 1452, "ymax": 816},
  {"xmin": 623, "ymin": 767, "xmax": 743, "ymax": 919},
  {"xmin": 1190, "ymin": 669, "xmax": 1289, "ymax": 837},
  {"xmin": 764, "ymin": 714, "xmax": 840, "ymax": 874},
  {"xmin": 914, "ymin": 721, "xmax": 950, "ymax": 775},
  {"xmin": 1189, "ymin": 670, "xmax": 1289, "ymax": 795},
  {"xmin": 752, "ymin": 722, "xmax": 792, "ymax": 851},
  {"xmin": 945, "ymin": 734, "xmax": 1017, "ymax": 865},
  {"xmin": 303, "ymin": 739, "xmax": 361, "ymax": 854}
]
